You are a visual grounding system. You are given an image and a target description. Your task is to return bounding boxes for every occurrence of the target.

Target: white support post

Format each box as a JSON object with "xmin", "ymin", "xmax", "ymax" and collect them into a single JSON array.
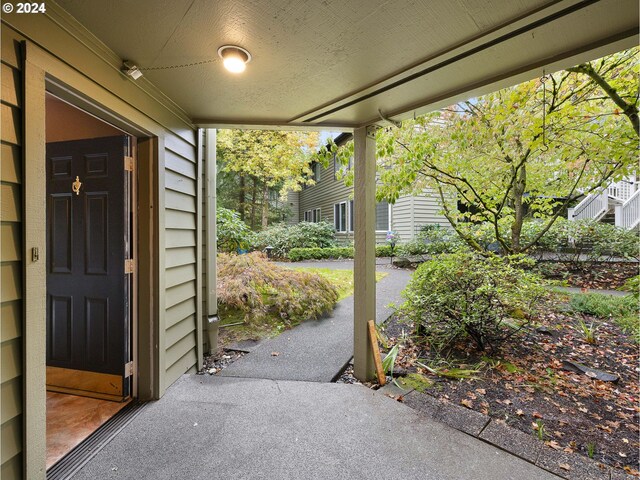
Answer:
[
  {"xmin": 353, "ymin": 125, "xmax": 377, "ymax": 381},
  {"xmin": 615, "ymin": 204, "xmax": 623, "ymax": 227}
]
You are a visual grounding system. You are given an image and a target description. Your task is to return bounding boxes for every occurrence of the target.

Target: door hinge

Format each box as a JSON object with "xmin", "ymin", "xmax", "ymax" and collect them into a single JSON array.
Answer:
[
  {"xmin": 125, "ymin": 361, "xmax": 134, "ymax": 378},
  {"xmin": 124, "ymin": 156, "xmax": 134, "ymax": 172},
  {"xmin": 125, "ymin": 258, "xmax": 135, "ymax": 274}
]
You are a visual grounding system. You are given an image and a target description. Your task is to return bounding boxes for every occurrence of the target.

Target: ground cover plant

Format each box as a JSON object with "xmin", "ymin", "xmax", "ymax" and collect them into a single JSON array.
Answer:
[
  {"xmin": 381, "ymin": 276, "xmax": 639, "ymax": 475},
  {"xmin": 216, "ymin": 252, "xmax": 338, "ymax": 333},
  {"xmin": 215, "ymin": 255, "xmax": 387, "ymax": 349}
]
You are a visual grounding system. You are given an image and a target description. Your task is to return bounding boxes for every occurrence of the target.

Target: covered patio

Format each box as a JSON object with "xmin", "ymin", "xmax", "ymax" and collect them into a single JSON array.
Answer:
[{"xmin": 1, "ymin": 0, "xmax": 638, "ymax": 477}]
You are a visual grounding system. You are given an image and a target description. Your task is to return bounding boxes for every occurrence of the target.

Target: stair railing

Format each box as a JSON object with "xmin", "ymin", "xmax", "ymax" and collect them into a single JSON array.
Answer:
[{"xmin": 615, "ymin": 189, "xmax": 640, "ymax": 230}]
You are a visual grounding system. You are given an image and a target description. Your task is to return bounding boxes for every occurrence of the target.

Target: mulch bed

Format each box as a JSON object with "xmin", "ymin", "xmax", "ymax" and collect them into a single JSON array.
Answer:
[
  {"xmin": 536, "ymin": 261, "xmax": 638, "ymax": 290},
  {"xmin": 380, "ymin": 292, "xmax": 639, "ymax": 477}
]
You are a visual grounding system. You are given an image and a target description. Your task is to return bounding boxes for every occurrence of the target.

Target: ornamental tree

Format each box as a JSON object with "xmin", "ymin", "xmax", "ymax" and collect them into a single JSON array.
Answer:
[
  {"xmin": 326, "ymin": 48, "xmax": 638, "ymax": 254},
  {"xmin": 217, "ymin": 129, "xmax": 319, "ymax": 228}
]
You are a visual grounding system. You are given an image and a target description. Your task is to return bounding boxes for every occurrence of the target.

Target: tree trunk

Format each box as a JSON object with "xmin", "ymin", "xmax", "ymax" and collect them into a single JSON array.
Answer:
[
  {"xmin": 510, "ymin": 163, "xmax": 527, "ymax": 252},
  {"xmin": 250, "ymin": 177, "xmax": 258, "ymax": 229},
  {"xmin": 261, "ymin": 182, "xmax": 270, "ymax": 229},
  {"xmin": 238, "ymin": 174, "xmax": 246, "ymax": 221}
]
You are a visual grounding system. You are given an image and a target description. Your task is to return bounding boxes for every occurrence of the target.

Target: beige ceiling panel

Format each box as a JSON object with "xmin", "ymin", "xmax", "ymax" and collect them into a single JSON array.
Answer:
[{"xmin": 53, "ymin": 0, "xmax": 637, "ymax": 128}]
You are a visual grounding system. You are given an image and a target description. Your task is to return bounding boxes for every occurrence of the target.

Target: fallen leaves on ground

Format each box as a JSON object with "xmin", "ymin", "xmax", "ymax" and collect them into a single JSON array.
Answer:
[{"xmin": 382, "ymin": 291, "xmax": 640, "ymax": 476}]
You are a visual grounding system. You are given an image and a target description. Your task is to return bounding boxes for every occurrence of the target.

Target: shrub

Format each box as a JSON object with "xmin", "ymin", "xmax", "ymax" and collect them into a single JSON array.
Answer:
[
  {"xmin": 397, "ymin": 225, "xmax": 464, "ymax": 256},
  {"xmin": 533, "ymin": 218, "xmax": 640, "ymax": 263},
  {"xmin": 400, "ymin": 252, "xmax": 545, "ymax": 352},
  {"xmin": 288, "ymin": 245, "xmax": 394, "ymax": 261},
  {"xmin": 217, "ymin": 252, "xmax": 339, "ymax": 325},
  {"xmin": 254, "ymin": 222, "xmax": 337, "ymax": 257},
  {"xmin": 620, "ymin": 275, "xmax": 640, "ymax": 292},
  {"xmin": 217, "ymin": 207, "xmax": 255, "ymax": 252}
]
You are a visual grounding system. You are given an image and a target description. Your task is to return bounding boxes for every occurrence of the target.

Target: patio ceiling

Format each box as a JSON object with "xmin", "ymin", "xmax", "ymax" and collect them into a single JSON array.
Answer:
[{"xmin": 56, "ymin": 0, "xmax": 638, "ymax": 129}]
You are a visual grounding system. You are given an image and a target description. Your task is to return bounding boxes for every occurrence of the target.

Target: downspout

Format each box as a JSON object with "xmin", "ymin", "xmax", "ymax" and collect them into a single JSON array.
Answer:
[{"xmin": 205, "ymin": 129, "xmax": 219, "ymax": 353}]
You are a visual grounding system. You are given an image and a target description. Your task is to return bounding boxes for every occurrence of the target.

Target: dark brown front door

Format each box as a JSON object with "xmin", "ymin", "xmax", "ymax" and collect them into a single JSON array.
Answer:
[{"xmin": 46, "ymin": 135, "xmax": 131, "ymax": 401}]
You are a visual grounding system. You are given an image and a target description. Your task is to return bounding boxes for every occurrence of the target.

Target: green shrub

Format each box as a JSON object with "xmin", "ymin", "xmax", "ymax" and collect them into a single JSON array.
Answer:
[
  {"xmin": 620, "ymin": 275, "xmax": 640, "ymax": 292},
  {"xmin": 216, "ymin": 207, "xmax": 255, "ymax": 252},
  {"xmin": 217, "ymin": 252, "xmax": 339, "ymax": 325},
  {"xmin": 288, "ymin": 245, "xmax": 394, "ymax": 261},
  {"xmin": 400, "ymin": 252, "xmax": 545, "ymax": 352},
  {"xmin": 535, "ymin": 218, "xmax": 640, "ymax": 263},
  {"xmin": 441, "ymin": 218, "xmax": 639, "ymax": 261},
  {"xmin": 376, "ymin": 245, "xmax": 393, "ymax": 257},
  {"xmin": 288, "ymin": 247, "xmax": 353, "ymax": 261},
  {"xmin": 254, "ymin": 222, "xmax": 336, "ymax": 257},
  {"xmin": 397, "ymin": 225, "xmax": 464, "ymax": 256}
]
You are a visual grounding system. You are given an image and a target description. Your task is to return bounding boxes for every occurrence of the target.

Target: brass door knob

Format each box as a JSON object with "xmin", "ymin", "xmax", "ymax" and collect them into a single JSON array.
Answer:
[{"xmin": 72, "ymin": 176, "xmax": 82, "ymax": 195}]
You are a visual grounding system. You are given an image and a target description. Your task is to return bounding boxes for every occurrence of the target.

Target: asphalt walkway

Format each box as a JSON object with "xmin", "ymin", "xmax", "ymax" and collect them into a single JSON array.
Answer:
[
  {"xmin": 220, "ymin": 260, "xmax": 412, "ymax": 382},
  {"xmin": 71, "ymin": 375, "xmax": 560, "ymax": 480}
]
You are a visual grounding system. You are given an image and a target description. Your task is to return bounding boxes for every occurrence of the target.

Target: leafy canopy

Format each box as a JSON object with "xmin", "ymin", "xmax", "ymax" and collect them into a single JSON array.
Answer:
[{"xmin": 318, "ymin": 48, "xmax": 639, "ymax": 253}]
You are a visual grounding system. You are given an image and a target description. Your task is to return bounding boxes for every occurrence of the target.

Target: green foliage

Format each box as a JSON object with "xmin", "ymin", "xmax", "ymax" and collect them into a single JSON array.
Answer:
[
  {"xmin": 375, "ymin": 245, "xmax": 393, "ymax": 257},
  {"xmin": 397, "ymin": 225, "xmax": 465, "ymax": 256},
  {"xmin": 217, "ymin": 129, "xmax": 320, "ymax": 228},
  {"xmin": 288, "ymin": 245, "xmax": 394, "ymax": 261},
  {"xmin": 370, "ymin": 48, "xmax": 638, "ymax": 254},
  {"xmin": 217, "ymin": 252, "xmax": 339, "ymax": 326},
  {"xmin": 254, "ymin": 221, "xmax": 337, "ymax": 257},
  {"xmin": 382, "ymin": 344, "xmax": 399, "ymax": 376},
  {"xmin": 616, "ymin": 314, "xmax": 640, "ymax": 344},
  {"xmin": 216, "ymin": 207, "xmax": 255, "ymax": 252},
  {"xmin": 569, "ymin": 293, "xmax": 638, "ymax": 318},
  {"xmin": 401, "ymin": 218, "xmax": 639, "ymax": 261},
  {"xmin": 291, "ymin": 268, "xmax": 354, "ymax": 301},
  {"xmin": 534, "ymin": 218, "xmax": 640, "ymax": 263},
  {"xmin": 396, "ymin": 373, "xmax": 433, "ymax": 392},
  {"xmin": 401, "ymin": 253, "xmax": 545, "ymax": 352},
  {"xmin": 569, "ymin": 292, "xmax": 640, "ymax": 343},
  {"xmin": 619, "ymin": 275, "xmax": 640, "ymax": 292},
  {"xmin": 576, "ymin": 318, "xmax": 598, "ymax": 344},
  {"xmin": 534, "ymin": 420, "xmax": 546, "ymax": 441}
]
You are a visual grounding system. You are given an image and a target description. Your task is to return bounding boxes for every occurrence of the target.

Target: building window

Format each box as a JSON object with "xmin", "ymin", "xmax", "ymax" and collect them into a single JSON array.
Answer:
[
  {"xmin": 305, "ymin": 208, "xmax": 321, "ymax": 223},
  {"xmin": 376, "ymin": 201, "xmax": 390, "ymax": 231},
  {"xmin": 334, "ymin": 202, "xmax": 347, "ymax": 232}
]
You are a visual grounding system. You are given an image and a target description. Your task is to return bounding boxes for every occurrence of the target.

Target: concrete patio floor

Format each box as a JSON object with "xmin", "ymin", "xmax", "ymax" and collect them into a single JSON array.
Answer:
[{"xmin": 71, "ymin": 375, "xmax": 560, "ymax": 479}]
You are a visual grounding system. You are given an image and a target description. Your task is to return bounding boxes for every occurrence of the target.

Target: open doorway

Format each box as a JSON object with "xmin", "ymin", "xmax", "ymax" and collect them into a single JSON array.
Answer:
[{"xmin": 45, "ymin": 93, "xmax": 137, "ymax": 469}]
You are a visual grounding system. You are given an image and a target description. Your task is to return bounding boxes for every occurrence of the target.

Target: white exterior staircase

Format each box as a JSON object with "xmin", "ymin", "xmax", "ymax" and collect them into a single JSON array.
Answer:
[{"xmin": 568, "ymin": 177, "xmax": 639, "ymax": 230}]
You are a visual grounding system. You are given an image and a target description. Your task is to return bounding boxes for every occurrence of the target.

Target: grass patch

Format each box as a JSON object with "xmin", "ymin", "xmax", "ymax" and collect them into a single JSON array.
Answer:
[
  {"xmin": 291, "ymin": 267, "xmax": 387, "ymax": 301},
  {"xmin": 569, "ymin": 292, "xmax": 639, "ymax": 343}
]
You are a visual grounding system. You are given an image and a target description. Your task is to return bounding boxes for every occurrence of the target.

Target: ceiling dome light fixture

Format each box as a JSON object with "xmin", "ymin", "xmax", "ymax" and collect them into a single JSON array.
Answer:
[{"xmin": 217, "ymin": 45, "xmax": 252, "ymax": 73}]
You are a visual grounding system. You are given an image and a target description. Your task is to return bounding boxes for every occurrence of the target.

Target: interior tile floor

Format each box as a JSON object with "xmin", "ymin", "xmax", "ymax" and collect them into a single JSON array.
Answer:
[{"xmin": 46, "ymin": 392, "xmax": 130, "ymax": 469}]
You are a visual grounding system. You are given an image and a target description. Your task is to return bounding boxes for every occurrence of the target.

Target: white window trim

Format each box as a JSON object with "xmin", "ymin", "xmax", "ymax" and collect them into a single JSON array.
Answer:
[{"xmin": 374, "ymin": 201, "xmax": 392, "ymax": 233}]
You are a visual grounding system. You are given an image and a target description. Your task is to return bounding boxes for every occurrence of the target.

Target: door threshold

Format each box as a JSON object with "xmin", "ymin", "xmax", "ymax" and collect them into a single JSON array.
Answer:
[{"xmin": 46, "ymin": 401, "xmax": 146, "ymax": 480}]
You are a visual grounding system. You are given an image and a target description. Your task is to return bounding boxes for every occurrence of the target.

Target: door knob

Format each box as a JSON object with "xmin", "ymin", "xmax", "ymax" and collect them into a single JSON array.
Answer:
[{"xmin": 72, "ymin": 176, "xmax": 82, "ymax": 195}]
